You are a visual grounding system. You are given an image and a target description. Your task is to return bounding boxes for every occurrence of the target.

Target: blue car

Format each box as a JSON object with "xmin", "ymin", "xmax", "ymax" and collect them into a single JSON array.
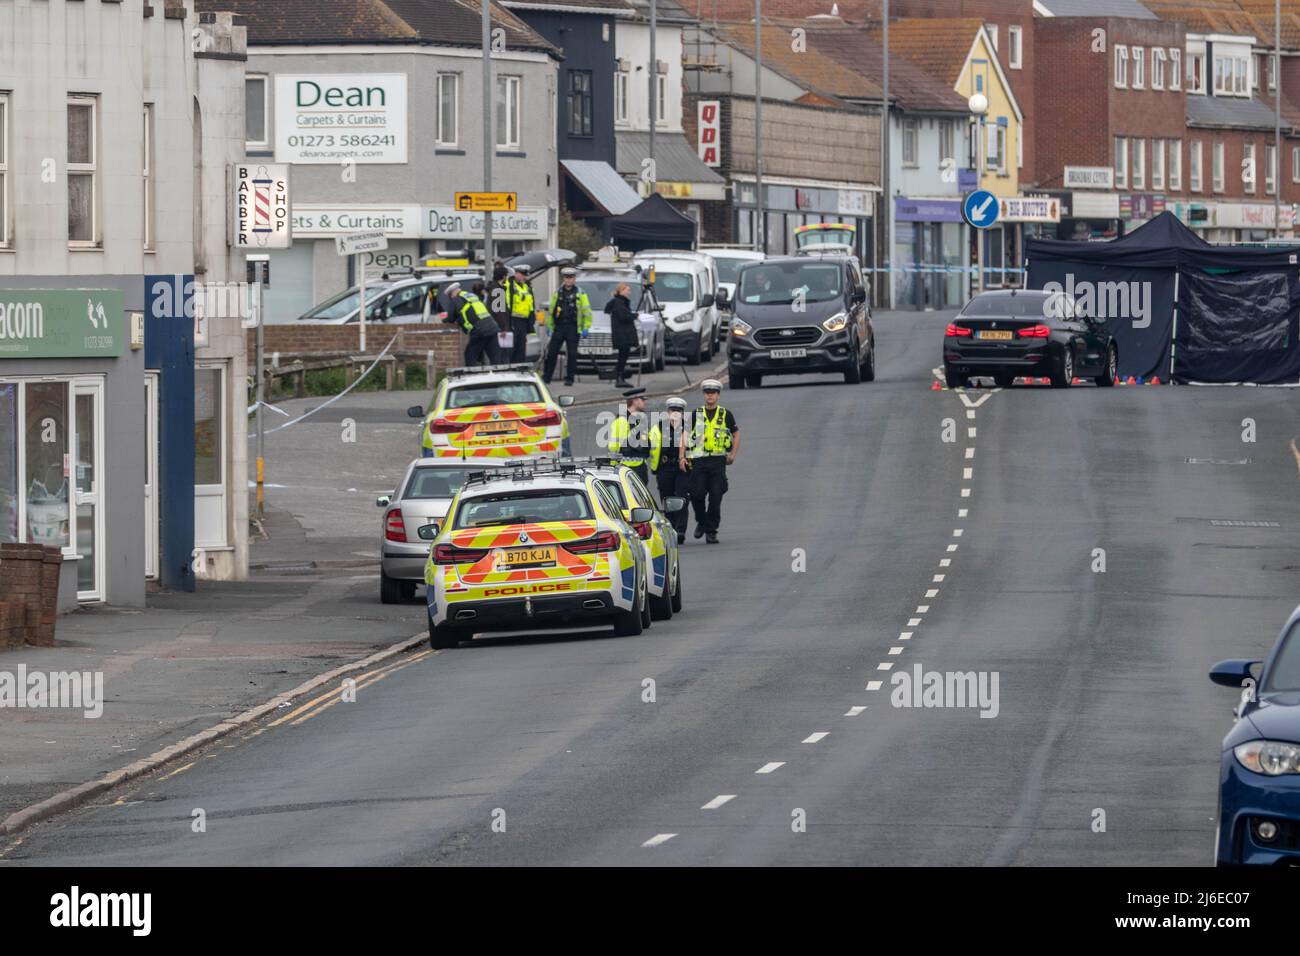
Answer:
[{"xmin": 1209, "ymin": 606, "xmax": 1300, "ymax": 866}]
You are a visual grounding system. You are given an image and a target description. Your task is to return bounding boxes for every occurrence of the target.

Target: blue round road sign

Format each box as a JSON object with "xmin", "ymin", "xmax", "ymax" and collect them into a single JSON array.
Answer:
[{"xmin": 963, "ymin": 190, "xmax": 1000, "ymax": 230}]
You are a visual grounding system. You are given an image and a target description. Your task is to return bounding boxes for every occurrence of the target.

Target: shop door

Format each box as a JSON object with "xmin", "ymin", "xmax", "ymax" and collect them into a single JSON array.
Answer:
[
  {"xmin": 144, "ymin": 372, "xmax": 159, "ymax": 579},
  {"xmin": 73, "ymin": 379, "xmax": 104, "ymax": 602}
]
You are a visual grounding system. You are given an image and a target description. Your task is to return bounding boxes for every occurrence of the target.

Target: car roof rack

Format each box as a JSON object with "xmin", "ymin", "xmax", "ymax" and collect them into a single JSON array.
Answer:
[
  {"xmin": 444, "ymin": 363, "xmax": 537, "ymax": 378},
  {"xmin": 462, "ymin": 458, "xmax": 587, "ymax": 487},
  {"xmin": 552, "ymin": 456, "xmax": 618, "ymax": 471}
]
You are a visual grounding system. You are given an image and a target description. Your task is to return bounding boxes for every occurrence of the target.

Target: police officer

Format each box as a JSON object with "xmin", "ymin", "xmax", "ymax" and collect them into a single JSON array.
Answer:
[
  {"xmin": 608, "ymin": 387, "xmax": 651, "ymax": 484},
  {"xmin": 506, "ymin": 264, "xmax": 536, "ymax": 363},
  {"xmin": 651, "ymin": 396, "xmax": 690, "ymax": 543},
  {"xmin": 445, "ymin": 281, "xmax": 500, "ymax": 366},
  {"xmin": 681, "ymin": 379, "xmax": 738, "ymax": 544},
  {"xmin": 542, "ymin": 267, "xmax": 592, "ymax": 386}
]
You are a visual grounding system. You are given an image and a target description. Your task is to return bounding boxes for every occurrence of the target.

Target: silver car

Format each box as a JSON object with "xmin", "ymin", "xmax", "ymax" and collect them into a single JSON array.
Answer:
[{"xmin": 377, "ymin": 458, "xmax": 507, "ymax": 603}]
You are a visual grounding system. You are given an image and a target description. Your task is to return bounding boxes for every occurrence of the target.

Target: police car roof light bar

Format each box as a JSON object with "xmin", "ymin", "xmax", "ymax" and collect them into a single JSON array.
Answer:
[{"xmin": 444, "ymin": 363, "xmax": 537, "ymax": 378}]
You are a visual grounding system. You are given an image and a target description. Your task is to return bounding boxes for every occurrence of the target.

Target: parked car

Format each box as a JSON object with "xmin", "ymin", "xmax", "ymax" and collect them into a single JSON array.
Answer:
[
  {"xmin": 727, "ymin": 255, "xmax": 874, "ymax": 387},
  {"xmin": 632, "ymin": 250, "xmax": 723, "ymax": 365},
  {"xmin": 573, "ymin": 263, "xmax": 666, "ymax": 374},
  {"xmin": 1209, "ymin": 606, "xmax": 1300, "ymax": 866},
  {"xmin": 943, "ymin": 289, "xmax": 1118, "ymax": 389}
]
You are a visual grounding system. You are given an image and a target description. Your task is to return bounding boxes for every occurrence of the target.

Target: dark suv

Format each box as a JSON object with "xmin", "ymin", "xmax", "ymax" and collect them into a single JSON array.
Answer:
[{"xmin": 726, "ymin": 256, "xmax": 875, "ymax": 388}]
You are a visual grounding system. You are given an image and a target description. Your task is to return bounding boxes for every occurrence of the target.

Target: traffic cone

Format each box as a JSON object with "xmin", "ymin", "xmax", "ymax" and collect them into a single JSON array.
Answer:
[
  {"xmin": 931, "ymin": 379, "xmax": 943, "ymax": 391},
  {"xmin": 971, "ymin": 380, "xmax": 981, "ymax": 388},
  {"xmin": 1149, "ymin": 375, "xmax": 1161, "ymax": 385},
  {"xmin": 1071, "ymin": 377, "xmax": 1082, "ymax": 385},
  {"xmin": 1136, "ymin": 375, "xmax": 1145, "ymax": 385},
  {"xmin": 1114, "ymin": 376, "xmax": 1122, "ymax": 385},
  {"xmin": 1126, "ymin": 376, "xmax": 1137, "ymax": 385}
]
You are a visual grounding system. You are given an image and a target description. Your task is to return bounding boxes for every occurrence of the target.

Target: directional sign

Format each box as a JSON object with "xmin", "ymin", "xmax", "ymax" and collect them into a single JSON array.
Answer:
[
  {"xmin": 335, "ymin": 231, "xmax": 389, "ymax": 256},
  {"xmin": 963, "ymin": 190, "xmax": 1000, "ymax": 230},
  {"xmin": 455, "ymin": 191, "xmax": 518, "ymax": 213}
]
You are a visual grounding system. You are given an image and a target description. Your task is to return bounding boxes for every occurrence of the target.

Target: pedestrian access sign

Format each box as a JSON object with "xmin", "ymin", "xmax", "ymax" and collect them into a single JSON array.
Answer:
[
  {"xmin": 455, "ymin": 191, "xmax": 518, "ymax": 213},
  {"xmin": 963, "ymin": 190, "xmax": 1000, "ymax": 230}
]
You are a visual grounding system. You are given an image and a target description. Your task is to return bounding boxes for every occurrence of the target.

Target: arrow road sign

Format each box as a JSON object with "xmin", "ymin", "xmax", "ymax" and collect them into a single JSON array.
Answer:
[
  {"xmin": 455, "ymin": 191, "xmax": 518, "ymax": 213},
  {"xmin": 963, "ymin": 190, "xmax": 1000, "ymax": 230}
]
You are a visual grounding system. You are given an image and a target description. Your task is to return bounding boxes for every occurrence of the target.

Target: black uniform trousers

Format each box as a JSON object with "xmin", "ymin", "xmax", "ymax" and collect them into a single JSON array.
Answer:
[
  {"xmin": 464, "ymin": 333, "xmax": 501, "ymax": 367},
  {"xmin": 655, "ymin": 461, "xmax": 690, "ymax": 536},
  {"xmin": 543, "ymin": 322, "xmax": 580, "ymax": 384},
  {"xmin": 510, "ymin": 317, "xmax": 531, "ymax": 363},
  {"xmin": 689, "ymin": 455, "xmax": 727, "ymax": 534}
]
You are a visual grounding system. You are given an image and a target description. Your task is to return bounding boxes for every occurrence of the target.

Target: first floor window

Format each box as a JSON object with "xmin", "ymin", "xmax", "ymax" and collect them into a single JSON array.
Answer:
[
  {"xmin": 1170, "ymin": 49, "xmax": 1182, "ymax": 89},
  {"xmin": 1115, "ymin": 45, "xmax": 1129, "ymax": 88},
  {"xmin": 0, "ymin": 93, "xmax": 8, "ymax": 246},
  {"xmin": 1293, "ymin": 146, "xmax": 1300, "ymax": 183},
  {"xmin": 1190, "ymin": 140, "xmax": 1203, "ymax": 191},
  {"xmin": 1132, "ymin": 47, "xmax": 1145, "ymax": 88},
  {"xmin": 902, "ymin": 118, "xmax": 918, "ymax": 166},
  {"xmin": 567, "ymin": 70, "xmax": 593, "ymax": 137},
  {"xmin": 1243, "ymin": 141, "xmax": 1257, "ymax": 192},
  {"xmin": 1266, "ymin": 143, "xmax": 1277, "ymax": 194},
  {"xmin": 244, "ymin": 76, "xmax": 268, "ymax": 148},
  {"xmin": 1213, "ymin": 141, "xmax": 1225, "ymax": 192},
  {"xmin": 1152, "ymin": 138, "xmax": 1165, "ymax": 190},
  {"xmin": 1132, "ymin": 138, "xmax": 1146, "ymax": 189},
  {"xmin": 67, "ymin": 95, "xmax": 97, "ymax": 245},
  {"xmin": 1115, "ymin": 136, "xmax": 1128, "ymax": 188},
  {"xmin": 939, "ymin": 120, "xmax": 955, "ymax": 167},
  {"xmin": 614, "ymin": 71, "xmax": 629, "ymax": 124},
  {"xmin": 1169, "ymin": 139, "xmax": 1183, "ymax": 190},
  {"xmin": 1153, "ymin": 48, "xmax": 1166, "ymax": 89},
  {"xmin": 496, "ymin": 75, "xmax": 521, "ymax": 150},
  {"xmin": 143, "ymin": 104, "xmax": 155, "ymax": 251},
  {"xmin": 1008, "ymin": 25, "xmax": 1023, "ymax": 69},
  {"xmin": 437, "ymin": 73, "xmax": 460, "ymax": 147}
]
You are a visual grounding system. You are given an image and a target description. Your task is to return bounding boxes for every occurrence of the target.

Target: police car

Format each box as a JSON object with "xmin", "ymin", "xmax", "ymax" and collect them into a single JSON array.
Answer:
[
  {"xmin": 419, "ymin": 461, "xmax": 651, "ymax": 649},
  {"xmin": 571, "ymin": 458, "xmax": 685, "ymax": 620},
  {"xmin": 407, "ymin": 364, "xmax": 575, "ymax": 460}
]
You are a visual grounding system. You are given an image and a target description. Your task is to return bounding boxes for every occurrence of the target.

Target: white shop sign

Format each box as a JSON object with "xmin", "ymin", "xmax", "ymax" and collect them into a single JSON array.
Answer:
[
  {"xmin": 1069, "ymin": 192, "xmax": 1120, "ymax": 220},
  {"xmin": 1063, "ymin": 166, "xmax": 1114, "ymax": 190},
  {"xmin": 275, "ymin": 74, "xmax": 408, "ymax": 165},
  {"xmin": 997, "ymin": 196, "xmax": 1061, "ymax": 223},
  {"xmin": 291, "ymin": 205, "xmax": 423, "ymax": 238},
  {"xmin": 232, "ymin": 163, "xmax": 291, "ymax": 248},
  {"xmin": 1214, "ymin": 202, "xmax": 1287, "ymax": 229},
  {"xmin": 424, "ymin": 206, "xmax": 548, "ymax": 240},
  {"xmin": 837, "ymin": 189, "xmax": 874, "ymax": 217}
]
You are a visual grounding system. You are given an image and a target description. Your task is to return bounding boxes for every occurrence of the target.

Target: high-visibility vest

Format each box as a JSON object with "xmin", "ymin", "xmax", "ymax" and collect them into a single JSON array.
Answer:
[
  {"xmin": 688, "ymin": 406, "xmax": 732, "ymax": 458},
  {"xmin": 455, "ymin": 291, "xmax": 491, "ymax": 333},
  {"xmin": 649, "ymin": 419, "xmax": 685, "ymax": 471},
  {"xmin": 508, "ymin": 279, "xmax": 534, "ymax": 319},
  {"xmin": 546, "ymin": 288, "xmax": 593, "ymax": 332},
  {"xmin": 608, "ymin": 414, "xmax": 647, "ymax": 466}
]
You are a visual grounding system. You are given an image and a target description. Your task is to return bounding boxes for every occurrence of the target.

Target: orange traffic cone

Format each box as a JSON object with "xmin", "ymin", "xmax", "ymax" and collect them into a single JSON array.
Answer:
[
  {"xmin": 1149, "ymin": 375, "xmax": 1161, "ymax": 385},
  {"xmin": 1113, "ymin": 376, "xmax": 1122, "ymax": 385},
  {"xmin": 1126, "ymin": 375, "xmax": 1137, "ymax": 385},
  {"xmin": 1071, "ymin": 377, "xmax": 1082, "ymax": 385},
  {"xmin": 931, "ymin": 379, "xmax": 943, "ymax": 391}
]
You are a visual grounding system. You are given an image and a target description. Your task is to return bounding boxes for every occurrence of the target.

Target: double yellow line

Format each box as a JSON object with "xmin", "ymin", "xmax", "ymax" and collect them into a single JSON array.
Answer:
[{"xmin": 266, "ymin": 649, "xmax": 433, "ymax": 729}]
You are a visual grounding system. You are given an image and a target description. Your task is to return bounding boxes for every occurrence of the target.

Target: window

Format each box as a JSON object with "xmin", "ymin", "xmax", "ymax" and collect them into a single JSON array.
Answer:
[
  {"xmin": 1132, "ymin": 47, "xmax": 1145, "ymax": 88},
  {"xmin": 1236, "ymin": 56, "xmax": 1249, "ymax": 94},
  {"xmin": 143, "ymin": 104, "xmax": 154, "ymax": 251},
  {"xmin": 1115, "ymin": 45, "xmax": 1129, "ymax": 88},
  {"xmin": 1213, "ymin": 141, "xmax": 1225, "ymax": 192},
  {"xmin": 1252, "ymin": 53, "xmax": 1263, "ymax": 90},
  {"xmin": 1268, "ymin": 52, "xmax": 1277, "ymax": 90},
  {"xmin": 939, "ymin": 120, "xmax": 954, "ymax": 167},
  {"xmin": 1266, "ymin": 143, "xmax": 1277, "ymax": 195},
  {"xmin": 1132, "ymin": 138, "xmax": 1145, "ymax": 189},
  {"xmin": 567, "ymin": 70, "xmax": 593, "ymax": 138},
  {"xmin": 986, "ymin": 23, "xmax": 998, "ymax": 50},
  {"xmin": 67, "ymin": 96, "xmax": 97, "ymax": 246},
  {"xmin": 1188, "ymin": 51, "xmax": 1205, "ymax": 93},
  {"xmin": 1293, "ymin": 146, "xmax": 1300, "ymax": 183},
  {"xmin": 656, "ymin": 73, "xmax": 667, "ymax": 124},
  {"xmin": 1169, "ymin": 138, "xmax": 1182, "ymax": 190},
  {"xmin": 194, "ymin": 364, "xmax": 228, "ymax": 549},
  {"xmin": 1243, "ymin": 141, "xmax": 1256, "ymax": 192},
  {"xmin": 1215, "ymin": 55, "xmax": 1248, "ymax": 95},
  {"xmin": 988, "ymin": 123, "xmax": 1007, "ymax": 174},
  {"xmin": 614, "ymin": 70, "xmax": 629, "ymax": 124},
  {"xmin": 244, "ymin": 76, "xmax": 268, "ymax": 148},
  {"xmin": 0, "ymin": 93, "xmax": 8, "ymax": 247},
  {"xmin": 496, "ymin": 75, "xmax": 521, "ymax": 150},
  {"xmin": 1170, "ymin": 49, "xmax": 1182, "ymax": 90},
  {"xmin": 436, "ymin": 73, "xmax": 460, "ymax": 147},
  {"xmin": 1190, "ymin": 140, "xmax": 1203, "ymax": 191},
  {"xmin": 1008, "ymin": 25, "xmax": 1022, "ymax": 69},
  {"xmin": 1153, "ymin": 48, "xmax": 1166, "ymax": 90},
  {"xmin": 902, "ymin": 118, "xmax": 918, "ymax": 167},
  {"xmin": 1115, "ymin": 136, "xmax": 1128, "ymax": 188},
  {"xmin": 1152, "ymin": 138, "xmax": 1165, "ymax": 190}
]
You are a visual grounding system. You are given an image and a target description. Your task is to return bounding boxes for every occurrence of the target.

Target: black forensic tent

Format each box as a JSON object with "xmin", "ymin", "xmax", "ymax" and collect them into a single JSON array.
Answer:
[
  {"xmin": 608, "ymin": 194, "xmax": 698, "ymax": 252},
  {"xmin": 1025, "ymin": 212, "xmax": 1300, "ymax": 384}
]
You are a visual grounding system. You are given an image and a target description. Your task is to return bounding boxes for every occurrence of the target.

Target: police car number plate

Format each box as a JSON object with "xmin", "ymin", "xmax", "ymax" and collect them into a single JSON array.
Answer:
[
  {"xmin": 769, "ymin": 347, "xmax": 807, "ymax": 359},
  {"xmin": 477, "ymin": 421, "xmax": 519, "ymax": 435},
  {"xmin": 499, "ymin": 546, "xmax": 557, "ymax": 568},
  {"xmin": 583, "ymin": 347, "xmax": 617, "ymax": 355}
]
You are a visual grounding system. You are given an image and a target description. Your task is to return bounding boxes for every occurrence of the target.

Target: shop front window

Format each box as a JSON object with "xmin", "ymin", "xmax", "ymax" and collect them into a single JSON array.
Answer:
[
  {"xmin": 0, "ymin": 384, "xmax": 16, "ymax": 542},
  {"xmin": 25, "ymin": 382, "xmax": 69, "ymax": 549}
]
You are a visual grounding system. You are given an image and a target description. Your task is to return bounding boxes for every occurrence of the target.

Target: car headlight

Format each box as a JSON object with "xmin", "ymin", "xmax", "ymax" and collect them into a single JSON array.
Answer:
[
  {"xmin": 821, "ymin": 312, "xmax": 848, "ymax": 333},
  {"xmin": 1234, "ymin": 740, "xmax": 1300, "ymax": 775},
  {"xmin": 668, "ymin": 313, "xmax": 693, "ymax": 327},
  {"xmin": 731, "ymin": 318, "xmax": 753, "ymax": 337}
]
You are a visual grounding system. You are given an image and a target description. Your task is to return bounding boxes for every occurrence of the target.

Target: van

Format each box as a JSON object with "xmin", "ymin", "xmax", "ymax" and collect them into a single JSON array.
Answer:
[{"xmin": 632, "ymin": 251, "xmax": 723, "ymax": 366}]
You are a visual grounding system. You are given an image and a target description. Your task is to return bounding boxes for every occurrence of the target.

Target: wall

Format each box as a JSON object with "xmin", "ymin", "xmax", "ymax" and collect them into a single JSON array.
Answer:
[
  {"xmin": 726, "ymin": 97, "xmax": 881, "ymax": 185},
  {"xmin": 616, "ymin": 18, "xmax": 685, "ymax": 133},
  {"xmin": 246, "ymin": 324, "xmax": 466, "ymax": 371}
]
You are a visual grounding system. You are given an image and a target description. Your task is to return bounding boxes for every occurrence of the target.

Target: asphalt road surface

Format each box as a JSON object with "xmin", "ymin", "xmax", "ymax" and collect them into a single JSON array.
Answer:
[{"xmin": 7, "ymin": 309, "xmax": 1300, "ymax": 866}]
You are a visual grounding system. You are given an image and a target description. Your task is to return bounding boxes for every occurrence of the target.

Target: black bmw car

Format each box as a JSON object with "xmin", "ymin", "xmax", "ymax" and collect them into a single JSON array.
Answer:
[{"xmin": 943, "ymin": 289, "xmax": 1117, "ymax": 389}]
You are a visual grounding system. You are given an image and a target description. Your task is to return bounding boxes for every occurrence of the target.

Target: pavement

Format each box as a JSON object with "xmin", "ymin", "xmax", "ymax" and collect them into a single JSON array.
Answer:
[{"xmin": 4, "ymin": 310, "xmax": 1300, "ymax": 864}]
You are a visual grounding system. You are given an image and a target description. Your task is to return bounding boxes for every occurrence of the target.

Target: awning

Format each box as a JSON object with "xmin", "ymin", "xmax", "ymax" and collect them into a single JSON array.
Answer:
[
  {"xmin": 616, "ymin": 132, "xmax": 726, "ymax": 202},
  {"xmin": 559, "ymin": 160, "xmax": 642, "ymax": 216}
]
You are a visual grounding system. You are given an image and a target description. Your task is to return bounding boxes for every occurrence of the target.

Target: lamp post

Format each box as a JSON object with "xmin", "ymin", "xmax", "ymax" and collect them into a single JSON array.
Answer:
[
  {"xmin": 1274, "ymin": 0, "xmax": 1282, "ymax": 239},
  {"xmin": 482, "ymin": 0, "xmax": 494, "ymax": 269},
  {"xmin": 968, "ymin": 92, "xmax": 989, "ymax": 295},
  {"xmin": 755, "ymin": 0, "xmax": 764, "ymax": 252}
]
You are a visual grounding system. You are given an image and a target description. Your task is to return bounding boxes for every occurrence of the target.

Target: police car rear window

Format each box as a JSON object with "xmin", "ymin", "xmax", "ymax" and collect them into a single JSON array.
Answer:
[
  {"xmin": 447, "ymin": 381, "xmax": 542, "ymax": 408},
  {"xmin": 404, "ymin": 466, "xmax": 482, "ymax": 500},
  {"xmin": 454, "ymin": 489, "xmax": 592, "ymax": 528}
]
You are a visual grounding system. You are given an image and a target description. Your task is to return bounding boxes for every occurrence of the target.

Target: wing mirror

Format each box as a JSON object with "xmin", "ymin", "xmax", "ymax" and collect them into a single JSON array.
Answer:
[
  {"xmin": 700, "ymin": 293, "xmax": 716, "ymax": 309},
  {"xmin": 558, "ymin": 394, "xmax": 576, "ymax": 407},
  {"xmin": 376, "ymin": 494, "xmax": 392, "ymax": 508},
  {"xmin": 417, "ymin": 523, "xmax": 441, "ymax": 540},
  {"xmin": 851, "ymin": 288, "xmax": 867, "ymax": 305},
  {"xmin": 1208, "ymin": 659, "xmax": 1261, "ymax": 688},
  {"xmin": 715, "ymin": 289, "xmax": 730, "ymax": 308},
  {"xmin": 662, "ymin": 496, "xmax": 687, "ymax": 513},
  {"xmin": 629, "ymin": 507, "xmax": 654, "ymax": 524},
  {"xmin": 407, "ymin": 405, "xmax": 425, "ymax": 419}
]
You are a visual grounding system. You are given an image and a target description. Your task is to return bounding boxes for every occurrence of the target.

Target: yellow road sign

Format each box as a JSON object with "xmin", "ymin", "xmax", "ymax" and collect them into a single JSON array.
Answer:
[{"xmin": 455, "ymin": 191, "xmax": 518, "ymax": 212}]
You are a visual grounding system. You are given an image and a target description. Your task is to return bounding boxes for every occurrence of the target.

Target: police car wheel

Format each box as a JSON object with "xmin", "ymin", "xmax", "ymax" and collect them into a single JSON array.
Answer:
[
  {"xmin": 613, "ymin": 591, "xmax": 645, "ymax": 637},
  {"xmin": 428, "ymin": 620, "xmax": 466, "ymax": 650},
  {"xmin": 670, "ymin": 567, "xmax": 683, "ymax": 613},
  {"xmin": 650, "ymin": 573, "xmax": 674, "ymax": 621}
]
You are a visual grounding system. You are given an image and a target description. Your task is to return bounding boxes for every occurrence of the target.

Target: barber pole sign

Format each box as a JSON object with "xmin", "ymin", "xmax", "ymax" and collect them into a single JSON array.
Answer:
[
  {"xmin": 233, "ymin": 163, "xmax": 291, "ymax": 249},
  {"xmin": 697, "ymin": 101, "xmax": 721, "ymax": 168}
]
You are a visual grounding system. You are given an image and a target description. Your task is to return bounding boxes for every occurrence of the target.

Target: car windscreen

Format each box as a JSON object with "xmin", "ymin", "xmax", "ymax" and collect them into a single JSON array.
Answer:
[
  {"xmin": 650, "ymin": 271, "xmax": 695, "ymax": 303},
  {"xmin": 582, "ymin": 279, "xmax": 647, "ymax": 311},
  {"xmin": 403, "ymin": 466, "xmax": 485, "ymax": 500},
  {"xmin": 301, "ymin": 283, "xmax": 393, "ymax": 320},
  {"xmin": 454, "ymin": 489, "xmax": 592, "ymax": 528},
  {"xmin": 446, "ymin": 381, "xmax": 542, "ymax": 409},
  {"xmin": 1263, "ymin": 620, "xmax": 1300, "ymax": 693},
  {"xmin": 712, "ymin": 257, "xmax": 752, "ymax": 284},
  {"xmin": 738, "ymin": 262, "xmax": 842, "ymax": 306},
  {"xmin": 599, "ymin": 479, "xmax": 627, "ymax": 509},
  {"xmin": 960, "ymin": 295, "xmax": 1058, "ymax": 318}
]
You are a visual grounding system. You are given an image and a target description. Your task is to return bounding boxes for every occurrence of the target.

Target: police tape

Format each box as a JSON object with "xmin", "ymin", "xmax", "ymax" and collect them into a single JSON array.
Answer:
[
  {"xmin": 861, "ymin": 265, "xmax": 1029, "ymax": 275},
  {"xmin": 246, "ymin": 333, "xmax": 400, "ymax": 437}
]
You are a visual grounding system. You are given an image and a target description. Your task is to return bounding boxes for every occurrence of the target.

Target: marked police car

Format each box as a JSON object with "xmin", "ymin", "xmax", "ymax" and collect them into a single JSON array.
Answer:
[
  {"xmin": 420, "ymin": 461, "xmax": 651, "ymax": 649},
  {"xmin": 407, "ymin": 364, "xmax": 575, "ymax": 460},
  {"xmin": 571, "ymin": 458, "xmax": 684, "ymax": 620}
]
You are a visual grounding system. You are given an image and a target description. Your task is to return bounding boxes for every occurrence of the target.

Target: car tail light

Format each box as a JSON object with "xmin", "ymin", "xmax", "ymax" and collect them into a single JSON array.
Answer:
[
  {"xmin": 563, "ymin": 531, "xmax": 622, "ymax": 555},
  {"xmin": 1017, "ymin": 324, "xmax": 1051, "ymax": 338},
  {"xmin": 633, "ymin": 521, "xmax": 653, "ymax": 539},
  {"xmin": 524, "ymin": 410, "xmax": 563, "ymax": 428},
  {"xmin": 430, "ymin": 418, "xmax": 466, "ymax": 435},
  {"xmin": 945, "ymin": 323, "xmax": 972, "ymax": 337},
  {"xmin": 432, "ymin": 543, "xmax": 490, "ymax": 565},
  {"xmin": 385, "ymin": 509, "xmax": 407, "ymax": 542}
]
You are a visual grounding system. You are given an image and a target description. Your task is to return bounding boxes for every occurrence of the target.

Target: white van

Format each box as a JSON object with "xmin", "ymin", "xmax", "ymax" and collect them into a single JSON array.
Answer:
[
  {"xmin": 699, "ymin": 245, "xmax": 765, "ymax": 329},
  {"xmin": 632, "ymin": 250, "xmax": 722, "ymax": 366}
]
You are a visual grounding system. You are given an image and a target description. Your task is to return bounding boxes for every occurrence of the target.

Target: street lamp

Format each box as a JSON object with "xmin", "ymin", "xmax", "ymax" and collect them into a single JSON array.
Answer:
[{"xmin": 968, "ymin": 92, "xmax": 988, "ymax": 295}]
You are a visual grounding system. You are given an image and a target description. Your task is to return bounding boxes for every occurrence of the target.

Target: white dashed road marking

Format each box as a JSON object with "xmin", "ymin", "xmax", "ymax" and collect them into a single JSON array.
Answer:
[
  {"xmin": 756, "ymin": 762, "xmax": 785, "ymax": 774},
  {"xmin": 845, "ymin": 706, "xmax": 867, "ymax": 716},
  {"xmin": 866, "ymin": 680, "xmax": 883, "ymax": 691},
  {"xmin": 877, "ymin": 662, "xmax": 894, "ymax": 671},
  {"xmin": 802, "ymin": 732, "xmax": 829, "ymax": 743},
  {"xmin": 701, "ymin": 795, "xmax": 736, "ymax": 810},
  {"xmin": 642, "ymin": 833, "xmax": 677, "ymax": 847}
]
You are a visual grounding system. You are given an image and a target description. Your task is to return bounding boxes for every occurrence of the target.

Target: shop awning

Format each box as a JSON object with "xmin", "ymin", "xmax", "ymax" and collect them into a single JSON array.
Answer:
[
  {"xmin": 616, "ymin": 132, "xmax": 726, "ymax": 201},
  {"xmin": 559, "ymin": 160, "xmax": 642, "ymax": 217}
]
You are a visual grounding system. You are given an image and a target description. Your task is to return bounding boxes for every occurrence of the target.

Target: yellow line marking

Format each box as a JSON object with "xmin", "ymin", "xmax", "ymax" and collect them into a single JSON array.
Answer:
[
  {"xmin": 1290, "ymin": 438, "xmax": 1300, "ymax": 477},
  {"xmin": 160, "ymin": 761, "xmax": 195, "ymax": 781},
  {"xmin": 289, "ymin": 653, "xmax": 429, "ymax": 727},
  {"xmin": 266, "ymin": 652, "xmax": 428, "ymax": 728},
  {"xmin": 0, "ymin": 837, "xmax": 24, "ymax": 860}
]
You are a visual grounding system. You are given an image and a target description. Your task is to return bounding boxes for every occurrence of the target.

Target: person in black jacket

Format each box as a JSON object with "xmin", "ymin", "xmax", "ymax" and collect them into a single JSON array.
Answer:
[{"xmin": 605, "ymin": 282, "xmax": 640, "ymax": 388}]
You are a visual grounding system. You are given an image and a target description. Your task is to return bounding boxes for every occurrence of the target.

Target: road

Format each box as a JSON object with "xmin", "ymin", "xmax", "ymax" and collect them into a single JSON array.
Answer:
[{"xmin": 6, "ymin": 309, "xmax": 1299, "ymax": 865}]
